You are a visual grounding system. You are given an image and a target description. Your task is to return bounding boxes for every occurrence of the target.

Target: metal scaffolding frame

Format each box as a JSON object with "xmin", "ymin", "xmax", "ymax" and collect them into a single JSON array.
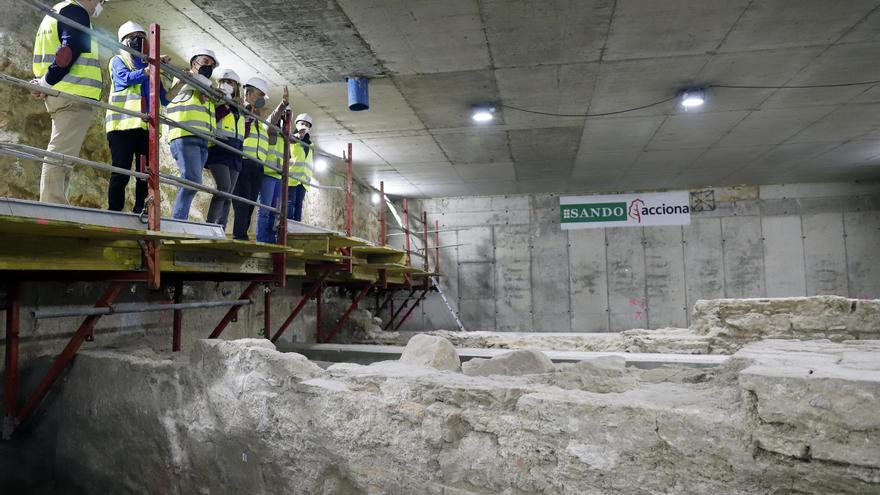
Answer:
[{"xmin": 0, "ymin": 13, "xmax": 444, "ymax": 440}]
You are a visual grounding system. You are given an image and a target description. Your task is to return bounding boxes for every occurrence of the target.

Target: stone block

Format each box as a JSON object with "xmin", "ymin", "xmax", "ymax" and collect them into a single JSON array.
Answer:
[
  {"xmin": 461, "ymin": 349, "xmax": 555, "ymax": 376},
  {"xmin": 399, "ymin": 334, "xmax": 461, "ymax": 371}
]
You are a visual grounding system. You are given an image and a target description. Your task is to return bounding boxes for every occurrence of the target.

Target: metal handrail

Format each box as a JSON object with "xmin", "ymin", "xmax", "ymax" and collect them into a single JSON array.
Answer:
[
  {"xmin": 0, "ymin": 142, "xmax": 278, "ymax": 213},
  {"xmin": 22, "ymin": 0, "xmax": 345, "ymax": 163}
]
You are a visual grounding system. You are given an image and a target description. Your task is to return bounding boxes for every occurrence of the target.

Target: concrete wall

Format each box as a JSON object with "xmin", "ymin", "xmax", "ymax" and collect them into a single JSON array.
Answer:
[{"xmin": 401, "ymin": 182, "xmax": 880, "ymax": 333}]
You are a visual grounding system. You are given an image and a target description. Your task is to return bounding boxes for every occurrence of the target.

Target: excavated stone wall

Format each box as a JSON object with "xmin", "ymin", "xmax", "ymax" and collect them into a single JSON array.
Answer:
[
  {"xmin": 10, "ymin": 337, "xmax": 878, "ymax": 494},
  {"xmin": 364, "ymin": 296, "xmax": 880, "ymax": 355}
]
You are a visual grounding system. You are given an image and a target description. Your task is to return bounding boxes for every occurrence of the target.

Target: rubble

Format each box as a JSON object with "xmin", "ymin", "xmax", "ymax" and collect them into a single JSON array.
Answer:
[
  {"xmin": 461, "ymin": 349, "xmax": 555, "ymax": 377},
  {"xmin": 398, "ymin": 334, "xmax": 461, "ymax": 371}
]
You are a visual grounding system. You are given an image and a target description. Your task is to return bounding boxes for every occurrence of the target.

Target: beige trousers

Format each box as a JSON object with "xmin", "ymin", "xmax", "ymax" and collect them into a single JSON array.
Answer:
[{"xmin": 39, "ymin": 95, "xmax": 94, "ymax": 204}]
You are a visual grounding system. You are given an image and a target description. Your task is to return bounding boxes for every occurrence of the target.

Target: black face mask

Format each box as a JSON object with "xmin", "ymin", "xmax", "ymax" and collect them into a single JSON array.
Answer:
[
  {"xmin": 126, "ymin": 37, "xmax": 144, "ymax": 53},
  {"xmin": 197, "ymin": 65, "xmax": 213, "ymax": 79}
]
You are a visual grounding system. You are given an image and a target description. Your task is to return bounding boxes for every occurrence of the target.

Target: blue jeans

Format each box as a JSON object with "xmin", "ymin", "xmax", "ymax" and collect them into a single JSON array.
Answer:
[
  {"xmin": 170, "ymin": 136, "xmax": 208, "ymax": 220},
  {"xmin": 257, "ymin": 178, "xmax": 307, "ymax": 243}
]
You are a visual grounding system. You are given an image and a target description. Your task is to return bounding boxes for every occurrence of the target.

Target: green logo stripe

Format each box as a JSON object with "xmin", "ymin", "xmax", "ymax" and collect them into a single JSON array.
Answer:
[{"xmin": 560, "ymin": 202, "xmax": 627, "ymax": 223}]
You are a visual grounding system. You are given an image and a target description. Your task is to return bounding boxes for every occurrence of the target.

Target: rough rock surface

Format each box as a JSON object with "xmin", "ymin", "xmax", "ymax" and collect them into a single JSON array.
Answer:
[
  {"xmin": 360, "ymin": 296, "xmax": 880, "ymax": 355},
  {"xmin": 691, "ymin": 296, "xmax": 880, "ymax": 352},
  {"xmin": 462, "ymin": 349, "xmax": 555, "ymax": 377},
  {"xmin": 398, "ymin": 334, "xmax": 460, "ymax": 371},
  {"xmin": 27, "ymin": 338, "xmax": 880, "ymax": 494}
]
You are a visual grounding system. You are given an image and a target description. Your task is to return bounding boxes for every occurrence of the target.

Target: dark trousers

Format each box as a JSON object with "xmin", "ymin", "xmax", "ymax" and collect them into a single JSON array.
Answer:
[
  {"xmin": 232, "ymin": 160, "xmax": 264, "ymax": 240},
  {"xmin": 206, "ymin": 163, "xmax": 239, "ymax": 226},
  {"xmin": 107, "ymin": 128, "xmax": 149, "ymax": 213},
  {"xmin": 290, "ymin": 184, "xmax": 306, "ymax": 222}
]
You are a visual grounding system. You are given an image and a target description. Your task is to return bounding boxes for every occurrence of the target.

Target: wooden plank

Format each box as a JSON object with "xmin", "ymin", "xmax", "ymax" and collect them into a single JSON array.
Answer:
[
  {"xmin": 0, "ymin": 215, "xmax": 191, "ymax": 241},
  {"xmin": 0, "ymin": 235, "xmax": 142, "ymax": 271},
  {"xmin": 163, "ymin": 239, "xmax": 300, "ymax": 254}
]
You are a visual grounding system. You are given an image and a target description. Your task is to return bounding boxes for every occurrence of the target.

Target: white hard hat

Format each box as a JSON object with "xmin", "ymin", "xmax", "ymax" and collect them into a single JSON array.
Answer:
[
  {"xmin": 216, "ymin": 68, "xmax": 241, "ymax": 85},
  {"xmin": 244, "ymin": 77, "xmax": 270, "ymax": 98},
  {"xmin": 190, "ymin": 48, "xmax": 219, "ymax": 67},
  {"xmin": 117, "ymin": 21, "xmax": 146, "ymax": 42},
  {"xmin": 295, "ymin": 113, "xmax": 313, "ymax": 126}
]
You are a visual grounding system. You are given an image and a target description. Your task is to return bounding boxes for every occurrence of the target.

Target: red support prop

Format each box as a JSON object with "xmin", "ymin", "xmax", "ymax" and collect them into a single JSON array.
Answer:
[
  {"xmin": 273, "ymin": 110, "xmax": 292, "ymax": 288},
  {"xmin": 403, "ymin": 199, "xmax": 412, "ymax": 286},
  {"xmin": 384, "ymin": 288, "xmax": 417, "ymax": 330},
  {"xmin": 271, "ymin": 268, "xmax": 333, "ymax": 343},
  {"xmin": 346, "ymin": 142, "xmax": 353, "ymax": 237},
  {"xmin": 145, "ymin": 24, "xmax": 162, "ymax": 290},
  {"xmin": 394, "ymin": 288, "xmax": 429, "ymax": 331},
  {"xmin": 16, "ymin": 282, "xmax": 123, "ymax": 429},
  {"xmin": 172, "ymin": 280, "xmax": 182, "ymax": 352},
  {"xmin": 435, "ymin": 219, "xmax": 440, "ymax": 273},
  {"xmin": 379, "ymin": 181, "xmax": 386, "ymax": 246},
  {"xmin": 315, "ymin": 285, "xmax": 323, "ymax": 343},
  {"xmin": 4, "ymin": 281, "xmax": 20, "ymax": 427},
  {"xmin": 208, "ymin": 281, "xmax": 258, "ymax": 339},
  {"xmin": 322, "ymin": 284, "xmax": 373, "ymax": 343},
  {"xmin": 263, "ymin": 284, "xmax": 271, "ymax": 339},
  {"xmin": 423, "ymin": 211, "xmax": 429, "ymax": 272}
]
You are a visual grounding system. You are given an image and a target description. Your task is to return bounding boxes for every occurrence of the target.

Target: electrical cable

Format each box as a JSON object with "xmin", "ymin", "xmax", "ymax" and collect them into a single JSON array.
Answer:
[{"xmin": 500, "ymin": 96, "xmax": 677, "ymax": 118}]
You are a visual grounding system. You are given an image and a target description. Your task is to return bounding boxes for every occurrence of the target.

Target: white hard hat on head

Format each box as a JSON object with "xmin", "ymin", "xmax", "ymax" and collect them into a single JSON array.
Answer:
[
  {"xmin": 244, "ymin": 77, "xmax": 270, "ymax": 98},
  {"xmin": 117, "ymin": 21, "xmax": 146, "ymax": 42},
  {"xmin": 295, "ymin": 113, "xmax": 313, "ymax": 126},
  {"xmin": 190, "ymin": 48, "xmax": 219, "ymax": 67},
  {"xmin": 216, "ymin": 68, "xmax": 241, "ymax": 85}
]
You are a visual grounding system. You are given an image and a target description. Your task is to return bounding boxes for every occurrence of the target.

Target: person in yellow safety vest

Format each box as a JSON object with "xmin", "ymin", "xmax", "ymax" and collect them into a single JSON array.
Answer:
[
  {"xmin": 205, "ymin": 68, "xmax": 245, "ymax": 228},
  {"xmin": 105, "ymin": 21, "xmax": 171, "ymax": 213},
  {"xmin": 167, "ymin": 47, "xmax": 218, "ymax": 220},
  {"xmin": 231, "ymin": 77, "xmax": 278, "ymax": 240},
  {"xmin": 288, "ymin": 113, "xmax": 316, "ymax": 221},
  {"xmin": 30, "ymin": 0, "xmax": 105, "ymax": 204},
  {"xmin": 255, "ymin": 111, "xmax": 315, "ymax": 243}
]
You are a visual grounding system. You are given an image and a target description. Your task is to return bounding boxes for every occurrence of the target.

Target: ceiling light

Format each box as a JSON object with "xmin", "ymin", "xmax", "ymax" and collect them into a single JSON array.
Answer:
[
  {"xmin": 680, "ymin": 89, "xmax": 705, "ymax": 109},
  {"xmin": 314, "ymin": 157, "xmax": 328, "ymax": 172},
  {"xmin": 371, "ymin": 192, "xmax": 381, "ymax": 205},
  {"xmin": 471, "ymin": 104, "xmax": 495, "ymax": 123}
]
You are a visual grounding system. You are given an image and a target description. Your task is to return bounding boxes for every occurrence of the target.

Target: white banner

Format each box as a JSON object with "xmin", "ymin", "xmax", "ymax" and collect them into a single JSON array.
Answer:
[{"xmin": 559, "ymin": 191, "xmax": 691, "ymax": 230}]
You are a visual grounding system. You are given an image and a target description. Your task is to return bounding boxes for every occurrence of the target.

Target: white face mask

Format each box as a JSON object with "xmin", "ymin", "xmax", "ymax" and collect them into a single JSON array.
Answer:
[
  {"xmin": 220, "ymin": 83, "xmax": 234, "ymax": 97},
  {"xmin": 295, "ymin": 122, "xmax": 310, "ymax": 136},
  {"xmin": 90, "ymin": 1, "xmax": 103, "ymax": 18}
]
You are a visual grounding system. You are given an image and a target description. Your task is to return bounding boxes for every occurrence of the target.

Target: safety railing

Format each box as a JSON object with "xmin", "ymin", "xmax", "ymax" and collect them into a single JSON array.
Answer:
[{"xmin": 0, "ymin": 1, "xmax": 403, "ymax": 288}]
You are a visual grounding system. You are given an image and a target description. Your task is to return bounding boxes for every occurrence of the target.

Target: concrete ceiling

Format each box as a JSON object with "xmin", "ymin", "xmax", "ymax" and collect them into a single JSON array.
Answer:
[{"xmin": 96, "ymin": 0, "xmax": 880, "ymax": 197}]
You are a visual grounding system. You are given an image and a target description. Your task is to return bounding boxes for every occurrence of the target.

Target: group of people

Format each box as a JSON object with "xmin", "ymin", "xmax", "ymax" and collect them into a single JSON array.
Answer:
[{"xmin": 30, "ymin": 0, "xmax": 317, "ymax": 242}]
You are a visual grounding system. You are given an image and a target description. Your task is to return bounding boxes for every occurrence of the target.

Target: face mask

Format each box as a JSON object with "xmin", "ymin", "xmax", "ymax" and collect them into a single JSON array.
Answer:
[
  {"xmin": 126, "ymin": 37, "xmax": 144, "ymax": 53},
  {"xmin": 197, "ymin": 64, "xmax": 213, "ymax": 79},
  {"xmin": 220, "ymin": 83, "xmax": 234, "ymax": 96},
  {"xmin": 295, "ymin": 123, "xmax": 310, "ymax": 136},
  {"xmin": 91, "ymin": 1, "xmax": 103, "ymax": 18},
  {"xmin": 253, "ymin": 97, "xmax": 266, "ymax": 109}
]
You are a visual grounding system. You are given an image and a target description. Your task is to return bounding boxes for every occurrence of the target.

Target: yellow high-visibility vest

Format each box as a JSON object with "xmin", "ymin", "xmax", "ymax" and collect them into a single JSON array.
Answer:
[
  {"xmin": 242, "ymin": 119, "xmax": 268, "ymax": 162},
  {"xmin": 212, "ymin": 106, "xmax": 245, "ymax": 144},
  {"xmin": 263, "ymin": 137, "xmax": 285, "ymax": 179},
  {"xmin": 290, "ymin": 141, "xmax": 314, "ymax": 191},
  {"xmin": 166, "ymin": 78, "xmax": 215, "ymax": 142},
  {"xmin": 32, "ymin": 0, "xmax": 102, "ymax": 100},
  {"xmin": 105, "ymin": 55, "xmax": 144, "ymax": 132}
]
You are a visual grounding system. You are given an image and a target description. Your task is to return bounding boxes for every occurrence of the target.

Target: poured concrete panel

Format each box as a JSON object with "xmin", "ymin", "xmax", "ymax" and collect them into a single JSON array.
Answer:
[
  {"xmin": 458, "ymin": 298, "xmax": 495, "ymax": 332},
  {"xmin": 568, "ymin": 229, "xmax": 609, "ymax": 332},
  {"xmin": 494, "ymin": 225, "xmax": 532, "ymax": 332},
  {"xmin": 530, "ymin": 201, "xmax": 571, "ymax": 332},
  {"xmin": 644, "ymin": 227, "xmax": 687, "ymax": 328},
  {"xmin": 458, "ymin": 262, "xmax": 495, "ymax": 300},
  {"xmin": 802, "ymin": 213, "xmax": 848, "ymax": 296},
  {"xmin": 762, "ymin": 216, "xmax": 806, "ymax": 297},
  {"xmin": 606, "ymin": 228, "xmax": 647, "ymax": 331},
  {"xmin": 844, "ymin": 211, "xmax": 880, "ymax": 299},
  {"xmin": 683, "ymin": 218, "xmax": 725, "ymax": 323},
  {"xmin": 722, "ymin": 216, "xmax": 765, "ymax": 298},
  {"xmin": 457, "ymin": 227, "xmax": 494, "ymax": 263}
]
